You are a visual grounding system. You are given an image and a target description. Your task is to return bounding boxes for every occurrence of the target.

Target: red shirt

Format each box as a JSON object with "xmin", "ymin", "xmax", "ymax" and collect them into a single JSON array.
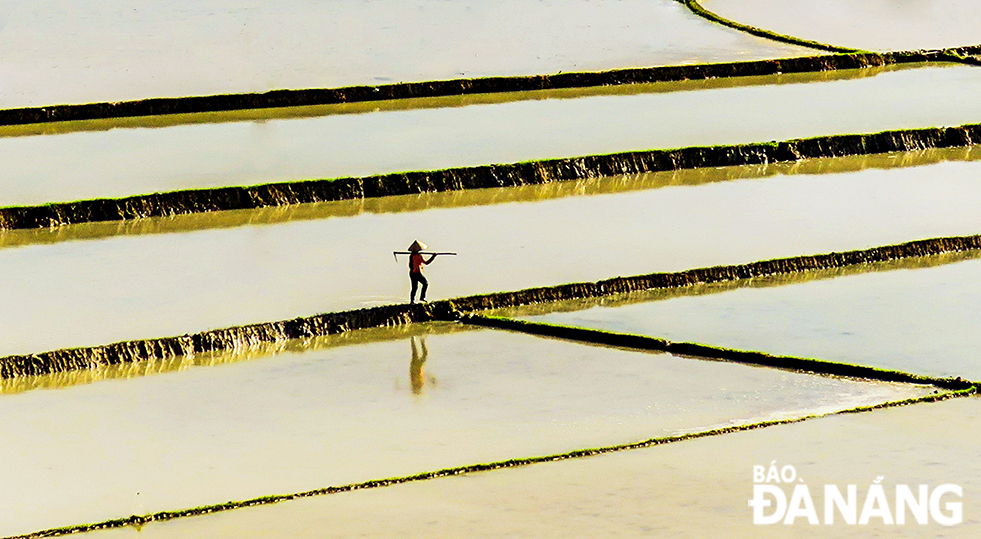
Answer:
[{"xmin": 409, "ymin": 253, "xmax": 426, "ymax": 273}]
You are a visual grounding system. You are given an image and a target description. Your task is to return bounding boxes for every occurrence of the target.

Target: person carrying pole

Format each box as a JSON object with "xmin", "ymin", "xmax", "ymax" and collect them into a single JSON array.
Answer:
[{"xmin": 407, "ymin": 240, "xmax": 437, "ymax": 303}]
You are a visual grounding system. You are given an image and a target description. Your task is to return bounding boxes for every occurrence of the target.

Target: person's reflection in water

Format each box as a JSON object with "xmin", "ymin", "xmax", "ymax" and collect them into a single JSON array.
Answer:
[{"xmin": 409, "ymin": 335, "xmax": 435, "ymax": 394}]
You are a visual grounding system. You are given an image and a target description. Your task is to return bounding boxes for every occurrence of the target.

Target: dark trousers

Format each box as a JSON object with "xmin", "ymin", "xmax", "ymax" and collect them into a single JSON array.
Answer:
[{"xmin": 410, "ymin": 272, "xmax": 428, "ymax": 302}]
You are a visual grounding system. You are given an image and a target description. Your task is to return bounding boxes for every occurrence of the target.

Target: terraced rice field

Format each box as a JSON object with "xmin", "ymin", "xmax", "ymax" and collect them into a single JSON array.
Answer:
[
  {"xmin": 1, "ymin": 1, "xmax": 979, "ymax": 537},
  {"xmin": 515, "ymin": 254, "xmax": 981, "ymax": 380},
  {"xmin": 0, "ymin": 0, "xmax": 816, "ymax": 108},
  {"xmin": 702, "ymin": 0, "xmax": 980, "ymax": 51},
  {"xmin": 3, "ymin": 63, "xmax": 981, "ymax": 205}
]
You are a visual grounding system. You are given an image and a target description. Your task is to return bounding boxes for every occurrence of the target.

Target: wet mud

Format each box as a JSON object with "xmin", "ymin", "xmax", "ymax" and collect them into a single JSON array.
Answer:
[
  {"xmin": 3, "ymin": 235, "xmax": 978, "ymax": 379},
  {"xmin": 2, "ymin": 124, "xmax": 979, "ymax": 230}
]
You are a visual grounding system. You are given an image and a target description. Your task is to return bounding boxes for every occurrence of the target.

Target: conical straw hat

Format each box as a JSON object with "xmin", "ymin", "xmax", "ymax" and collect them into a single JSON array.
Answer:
[{"xmin": 408, "ymin": 240, "xmax": 427, "ymax": 252}]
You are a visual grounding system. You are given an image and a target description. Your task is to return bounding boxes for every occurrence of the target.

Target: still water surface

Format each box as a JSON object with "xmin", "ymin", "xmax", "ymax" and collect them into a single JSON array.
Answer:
[
  {"xmin": 521, "ymin": 255, "xmax": 981, "ymax": 380},
  {"xmin": 2, "ymin": 154, "xmax": 981, "ymax": 356},
  {"xmin": 78, "ymin": 396, "xmax": 980, "ymax": 538},
  {"xmin": 705, "ymin": 0, "xmax": 981, "ymax": 51},
  {"xmin": 0, "ymin": 325, "xmax": 929, "ymax": 536},
  {"xmin": 1, "ymin": 64, "xmax": 980, "ymax": 206},
  {"xmin": 0, "ymin": 0, "xmax": 814, "ymax": 108}
]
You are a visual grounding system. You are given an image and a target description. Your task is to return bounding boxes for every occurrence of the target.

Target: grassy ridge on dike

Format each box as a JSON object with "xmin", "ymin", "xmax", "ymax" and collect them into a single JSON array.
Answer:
[
  {"xmin": 678, "ymin": 0, "xmax": 860, "ymax": 53},
  {"xmin": 2, "ymin": 48, "xmax": 976, "ymax": 127},
  {"xmin": 8, "ymin": 386, "xmax": 975, "ymax": 539},
  {"xmin": 3, "ymin": 235, "xmax": 980, "ymax": 379},
  {"xmin": 2, "ymin": 122, "xmax": 981, "ymax": 230},
  {"xmin": 461, "ymin": 315, "xmax": 975, "ymax": 390},
  {"xmin": 679, "ymin": 0, "xmax": 981, "ymax": 64}
]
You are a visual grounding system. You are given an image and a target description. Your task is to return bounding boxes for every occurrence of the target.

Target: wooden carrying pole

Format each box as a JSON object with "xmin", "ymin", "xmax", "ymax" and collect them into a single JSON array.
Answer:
[{"xmin": 393, "ymin": 251, "xmax": 457, "ymax": 261}]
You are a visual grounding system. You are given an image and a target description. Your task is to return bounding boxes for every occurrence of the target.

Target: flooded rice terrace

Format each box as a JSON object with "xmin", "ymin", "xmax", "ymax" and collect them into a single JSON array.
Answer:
[
  {"xmin": 0, "ymin": 0, "xmax": 813, "ymax": 108},
  {"xmin": 0, "ymin": 325, "xmax": 932, "ymax": 535},
  {"xmin": 79, "ymin": 397, "xmax": 981, "ymax": 539},
  {"xmin": 704, "ymin": 0, "xmax": 981, "ymax": 51},
  {"xmin": 1, "ymin": 1, "xmax": 980, "ymax": 537},
  {"xmin": 2, "ymin": 152, "xmax": 981, "ymax": 355},
  {"xmin": 1, "ymin": 63, "xmax": 981, "ymax": 205},
  {"xmin": 513, "ymin": 252, "xmax": 981, "ymax": 380}
]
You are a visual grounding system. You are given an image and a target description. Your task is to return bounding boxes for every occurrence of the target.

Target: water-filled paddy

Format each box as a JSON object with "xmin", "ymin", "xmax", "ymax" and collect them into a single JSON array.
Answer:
[
  {"xmin": 0, "ymin": 147, "xmax": 976, "ymax": 250},
  {"xmin": 519, "ymin": 254, "xmax": 981, "ymax": 381},
  {"xmin": 77, "ymin": 396, "xmax": 981, "ymax": 538},
  {"xmin": 0, "ymin": 324, "xmax": 929, "ymax": 536},
  {"xmin": 0, "ymin": 0, "xmax": 815, "ymax": 109},
  {"xmin": 2, "ymin": 64, "xmax": 981, "ymax": 206},
  {"xmin": 2, "ymin": 153, "xmax": 981, "ymax": 355},
  {"xmin": 704, "ymin": 0, "xmax": 981, "ymax": 52}
]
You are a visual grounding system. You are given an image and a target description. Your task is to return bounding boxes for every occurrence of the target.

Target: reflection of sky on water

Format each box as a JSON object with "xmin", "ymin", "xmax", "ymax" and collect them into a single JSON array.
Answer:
[
  {"xmin": 1, "ymin": 157, "xmax": 981, "ymax": 356},
  {"xmin": 706, "ymin": 0, "xmax": 981, "ymax": 50},
  {"xmin": 2, "ymin": 2, "xmax": 978, "ymax": 536},
  {"xmin": 1, "ymin": 147, "xmax": 977, "ymax": 250},
  {"xmin": 524, "ymin": 256, "xmax": 981, "ymax": 380},
  {"xmin": 0, "ymin": 0, "xmax": 814, "ymax": 108},
  {"xmin": 0, "ymin": 327, "xmax": 927, "ymax": 536},
  {"xmin": 3, "ymin": 64, "xmax": 981, "ymax": 206},
  {"xmin": 109, "ymin": 396, "xmax": 978, "ymax": 539}
]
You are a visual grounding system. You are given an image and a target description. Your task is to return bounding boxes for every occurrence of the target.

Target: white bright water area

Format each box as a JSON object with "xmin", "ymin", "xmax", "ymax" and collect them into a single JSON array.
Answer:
[
  {"xmin": 0, "ymin": 0, "xmax": 816, "ymax": 109},
  {"xmin": 2, "ymin": 64, "xmax": 981, "ymax": 206},
  {"xmin": 704, "ymin": 0, "xmax": 981, "ymax": 51},
  {"xmin": 1, "ymin": 152, "xmax": 981, "ymax": 356},
  {"xmin": 521, "ymin": 255, "xmax": 981, "ymax": 381},
  {"xmin": 0, "ymin": 325, "xmax": 931, "ymax": 536},
  {"xmin": 76, "ymin": 395, "xmax": 981, "ymax": 539}
]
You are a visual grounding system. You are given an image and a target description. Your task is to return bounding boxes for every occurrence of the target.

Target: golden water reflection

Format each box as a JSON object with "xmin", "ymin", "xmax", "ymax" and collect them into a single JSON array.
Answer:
[
  {"xmin": 0, "ymin": 322, "xmax": 468, "ymax": 396},
  {"xmin": 2, "ymin": 153, "xmax": 981, "ymax": 357},
  {"xmin": 3, "ymin": 63, "xmax": 980, "ymax": 207},
  {"xmin": 513, "ymin": 252, "xmax": 981, "ymax": 380},
  {"xmin": 0, "ymin": 0, "xmax": 817, "ymax": 109},
  {"xmin": 408, "ymin": 336, "xmax": 436, "ymax": 395},
  {"xmin": 6, "ymin": 249, "xmax": 977, "ymax": 396},
  {"xmin": 1, "ymin": 145, "xmax": 977, "ymax": 252},
  {"xmin": 0, "ymin": 326, "xmax": 934, "ymax": 537},
  {"xmin": 0, "ymin": 62, "xmax": 912, "ymax": 140},
  {"xmin": 91, "ymin": 396, "xmax": 978, "ymax": 539},
  {"xmin": 492, "ymin": 249, "xmax": 981, "ymax": 319}
]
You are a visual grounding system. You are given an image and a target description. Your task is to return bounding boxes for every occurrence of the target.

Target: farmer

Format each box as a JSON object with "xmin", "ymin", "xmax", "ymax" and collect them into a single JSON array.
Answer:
[{"xmin": 407, "ymin": 240, "xmax": 437, "ymax": 303}]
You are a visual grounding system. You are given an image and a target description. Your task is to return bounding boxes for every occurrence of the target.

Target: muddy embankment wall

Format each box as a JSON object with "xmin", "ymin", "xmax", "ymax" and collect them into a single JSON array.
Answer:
[
  {"xmin": 3, "ymin": 122, "xmax": 981, "ymax": 230},
  {"xmin": 3, "ymin": 235, "xmax": 980, "ymax": 379}
]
